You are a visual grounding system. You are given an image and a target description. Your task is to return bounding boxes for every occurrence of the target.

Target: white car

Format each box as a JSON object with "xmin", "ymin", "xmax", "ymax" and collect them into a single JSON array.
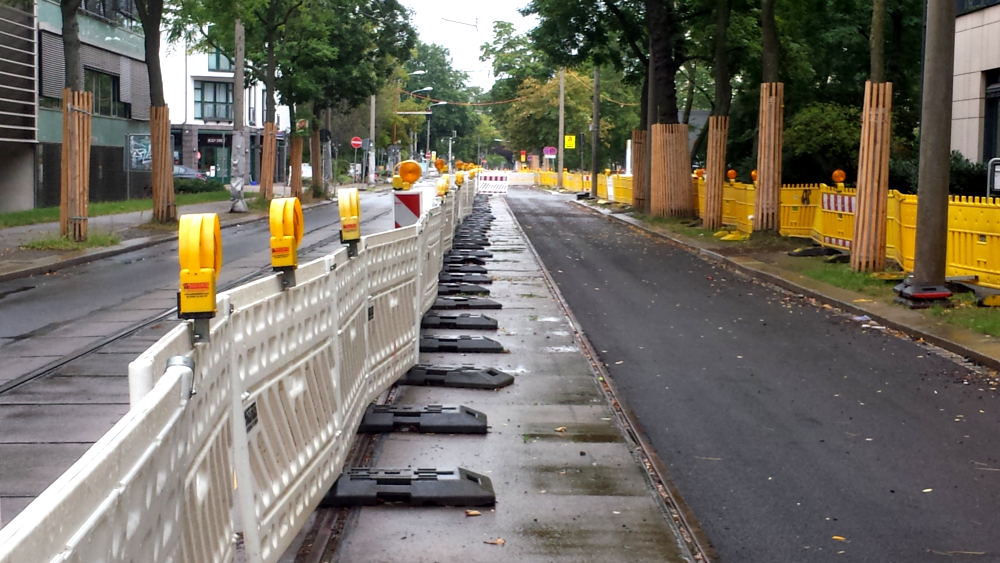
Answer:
[{"xmin": 289, "ymin": 163, "xmax": 313, "ymax": 179}]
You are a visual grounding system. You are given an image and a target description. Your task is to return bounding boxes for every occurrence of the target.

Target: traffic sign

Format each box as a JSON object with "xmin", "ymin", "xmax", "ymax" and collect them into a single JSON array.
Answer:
[
  {"xmin": 351, "ymin": 137, "xmax": 363, "ymax": 149},
  {"xmin": 564, "ymin": 135, "xmax": 576, "ymax": 149},
  {"xmin": 543, "ymin": 146, "xmax": 557, "ymax": 156}
]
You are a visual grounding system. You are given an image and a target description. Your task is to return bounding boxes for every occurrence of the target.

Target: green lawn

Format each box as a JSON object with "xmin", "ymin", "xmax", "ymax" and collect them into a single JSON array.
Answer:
[
  {"xmin": 930, "ymin": 293, "xmax": 1000, "ymax": 337},
  {"xmin": 800, "ymin": 261, "xmax": 896, "ymax": 296},
  {"xmin": 21, "ymin": 232, "xmax": 121, "ymax": 251},
  {"xmin": 0, "ymin": 191, "xmax": 231, "ymax": 229}
]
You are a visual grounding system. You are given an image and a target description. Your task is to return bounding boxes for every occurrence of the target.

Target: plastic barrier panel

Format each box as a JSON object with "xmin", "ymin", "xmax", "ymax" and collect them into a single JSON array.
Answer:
[
  {"xmin": 613, "ymin": 175, "xmax": 633, "ymax": 204},
  {"xmin": 508, "ymin": 172, "xmax": 535, "ymax": 187},
  {"xmin": 815, "ymin": 184, "xmax": 856, "ymax": 250},
  {"xmin": 477, "ymin": 171, "xmax": 510, "ymax": 196},
  {"xmin": 779, "ymin": 184, "xmax": 819, "ymax": 239}
]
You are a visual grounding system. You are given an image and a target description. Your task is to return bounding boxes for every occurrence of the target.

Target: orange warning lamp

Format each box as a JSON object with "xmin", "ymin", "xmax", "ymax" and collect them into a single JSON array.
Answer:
[
  {"xmin": 392, "ymin": 159, "xmax": 422, "ymax": 191},
  {"xmin": 727, "ymin": 169, "xmax": 737, "ymax": 181},
  {"xmin": 455, "ymin": 160, "xmax": 464, "ymax": 169},
  {"xmin": 434, "ymin": 158, "xmax": 446, "ymax": 173},
  {"xmin": 832, "ymin": 169, "xmax": 846, "ymax": 184},
  {"xmin": 694, "ymin": 168, "xmax": 705, "ymax": 178},
  {"xmin": 751, "ymin": 169, "xmax": 758, "ymax": 182}
]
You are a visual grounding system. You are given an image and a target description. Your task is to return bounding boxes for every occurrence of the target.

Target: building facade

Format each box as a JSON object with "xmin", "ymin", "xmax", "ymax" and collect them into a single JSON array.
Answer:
[
  {"xmin": 952, "ymin": 0, "xmax": 1000, "ymax": 164},
  {"xmin": 0, "ymin": 2, "xmax": 37, "ymax": 213},
  {"xmin": 160, "ymin": 35, "xmax": 290, "ymax": 184}
]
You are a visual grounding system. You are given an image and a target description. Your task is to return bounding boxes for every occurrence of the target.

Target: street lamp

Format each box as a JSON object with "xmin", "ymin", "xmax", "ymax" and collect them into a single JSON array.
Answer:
[
  {"xmin": 407, "ymin": 86, "xmax": 432, "ymax": 96},
  {"xmin": 426, "ymin": 101, "xmax": 447, "ymax": 161}
]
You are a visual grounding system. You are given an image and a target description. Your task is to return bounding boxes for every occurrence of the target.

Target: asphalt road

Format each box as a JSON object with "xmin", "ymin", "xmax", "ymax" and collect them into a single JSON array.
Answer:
[{"xmin": 508, "ymin": 188, "xmax": 1000, "ymax": 562}]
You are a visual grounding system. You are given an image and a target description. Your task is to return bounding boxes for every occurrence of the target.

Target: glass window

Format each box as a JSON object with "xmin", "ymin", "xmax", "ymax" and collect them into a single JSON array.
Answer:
[
  {"xmin": 208, "ymin": 49, "xmax": 233, "ymax": 72},
  {"xmin": 83, "ymin": 68, "xmax": 130, "ymax": 118},
  {"xmin": 194, "ymin": 81, "xmax": 234, "ymax": 121}
]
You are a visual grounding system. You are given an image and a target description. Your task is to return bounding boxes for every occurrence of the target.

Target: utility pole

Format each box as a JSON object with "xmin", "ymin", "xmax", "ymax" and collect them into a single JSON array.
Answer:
[
  {"xmin": 426, "ymin": 116, "xmax": 431, "ymax": 164},
  {"xmin": 322, "ymin": 109, "xmax": 332, "ymax": 186},
  {"xmin": 448, "ymin": 132, "xmax": 454, "ymax": 173},
  {"xmin": 645, "ymin": 38, "xmax": 655, "ymax": 214},
  {"xmin": 905, "ymin": 0, "xmax": 956, "ymax": 302},
  {"xmin": 557, "ymin": 68, "xmax": 565, "ymax": 189},
  {"xmin": 230, "ymin": 19, "xmax": 248, "ymax": 212},
  {"xmin": 591, "ymin": 66, "xmax": 600, "ymax": 198},
  {"xmin": 368, "ymin": 94, "xmax": 376, "ymax": 185}
]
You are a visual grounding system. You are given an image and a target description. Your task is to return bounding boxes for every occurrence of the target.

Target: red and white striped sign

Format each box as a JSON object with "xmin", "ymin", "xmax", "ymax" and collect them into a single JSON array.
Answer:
[
  {"xmin": 822, "ymin": 193, "xmax": 856, "ymax": 213},
  {"xmin": 477, "ymin": 171, "xmax": 509, "ymax": 196},
  {"xmin": 394, "ymin": 192, "xmax": 422, "ymax": 228}
]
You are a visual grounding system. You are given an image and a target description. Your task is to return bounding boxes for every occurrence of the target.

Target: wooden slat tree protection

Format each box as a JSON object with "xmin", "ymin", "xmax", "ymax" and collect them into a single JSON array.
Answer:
[
  {"xmin": 665, "ymin": 123, "xmax": 693, "ymax": 217},
  {"xmin": 260, "ymin": 122, "xmax": 277, "ymax": 200},
  {"xmin": 852, "ymin": 81, "xmax": 893, "ymax": 271},
  {"xmin": 704, "ymin": 116, "xmax": 729, "ymax": 230},
  {"xmin": 149, "ymin": 106, "xmax": 176, "ymax": 222},
  {"xmin": 61, "ymin": 89, "xmax": 93, "ymax": 241},
  {"xmin": 289, "ymin": 135, "xmax": 303, "ymax": 198},
  {"xmin": 631, "ymin": 130, "xmax": 648, "ymax": 210},
  {"xmin": 754, "ymin": 82, "xmax": 784, "ymax": 231},
  {"xmin": 310, "ymin": 128, "xmax": 322, "ymax": 196},
  {"xmin": 650, "ymin": 124, "xmax": 668, "ymax": 216}
]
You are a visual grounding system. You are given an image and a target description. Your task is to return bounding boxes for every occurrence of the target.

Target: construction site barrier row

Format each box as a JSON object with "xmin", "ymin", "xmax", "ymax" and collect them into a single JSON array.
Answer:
[{"xmin": 0, "ymin": 181, "xmax": 476, "ymax": 563}]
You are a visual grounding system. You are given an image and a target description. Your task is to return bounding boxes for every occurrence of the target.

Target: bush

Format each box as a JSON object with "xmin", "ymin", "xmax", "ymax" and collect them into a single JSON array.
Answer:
[
  {"xmin": 175, "ymin": 178, "xmax": 226, "ymax": 194},
  {"xmin": 887, "ymin": 151, "xmax": 987, "ymax": 196}
]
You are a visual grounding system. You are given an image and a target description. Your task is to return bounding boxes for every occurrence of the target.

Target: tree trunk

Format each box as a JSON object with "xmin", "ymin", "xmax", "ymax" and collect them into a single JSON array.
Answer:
[
  {"xmin": 871, "ymin": 0, "xmax": 886, "ymax": 83},
  {"xmin": 136, "ymin": 0, "xmax": 173, "ymax": 221},
  {"xmin": 682, "ymin": 63, "xmax": 695, "ymax": 125},
  {"xmin": 290, "ymin": 135, "xmax": 303, "ymax": 198},
  {"xmin": 639, "ymin": 70, "xmax": 649, "ymax": 130},
  {"xmin": 265, "ymin": 40, "xmax": 276, "ymax": 123},
  {"xmin": 143, "ymin": 11, "xmax": 165, "ymax": 106},
  {"xmin": 761, "ymin": 0, "xmax": 779, "ymax": 83},
  {"xmin": 310, "ymin": 123, "xmax": 322, "ymax": 195},
  {"xmin": 60, "ymin": 0, "xmax": 82, "ymax": 91},
  {"xmin": 259, "ymin": 38, "xmax": 277, "ymax": 199},
  {"xmin": 713, "ymin": 0, "xmax": 732, "ymax": 116},
  {"xmin": 646, "ymin": 0, "xmax": 681, "ymax": 125}
]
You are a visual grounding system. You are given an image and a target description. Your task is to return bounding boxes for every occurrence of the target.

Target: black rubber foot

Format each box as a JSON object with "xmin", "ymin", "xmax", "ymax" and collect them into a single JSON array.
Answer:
[
  {"xmin": 399, "ymin": 364, "xmax": 515, "ymax": 389},
  {"xmin": 321, "ymin": 467, "xmax": 496, "ymax": 507},
  {"xmin": 420, "ymin": 335, "xmax": 505, "ymax": 353},
  {"xmin": 432, "ymin": 296, "xmax": 503, "ymax": 310},
  {"xmin": 422, "ymin": 313, "xmax": 499, "ymax": 330},
  {"xmin": 358, "ymin": 404, "xmax": 488, "ymax": 434}
]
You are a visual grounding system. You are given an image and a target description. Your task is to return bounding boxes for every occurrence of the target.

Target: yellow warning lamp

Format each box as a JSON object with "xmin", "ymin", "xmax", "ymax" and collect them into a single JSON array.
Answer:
[
  {"xmin": 269, "ymin": 197, "xmax": 304, "ymax": 288},
  {"xmin": 832, "ymin": 169, "xmax": 846, "ymax": 188},
  {"xmin": 605, "ymin": 168, "xmax": 611, "ymax": 176},
  {"xmin": 727, "ymin": 169, "xmax": 737, "ymax": 183},
  {"xmin": 468, "ymin": 168, "xmax": 477, "ymax": 179},
  {"xmin": 437, "ymin": 177, "xmax": 450, "ymax": 196},
  {"xmin": 338, "ymin": 187, "xmax": 361, "ymax": 254},
  {"xmin": 434, "ymin": 158, "xmax": 447, "ymax": 173},
  {"xmin": 456, "ymin": 171, "xmax": 465, "ymax": 187},
  {"xmin": 178, "ymin": 213, "xmax": 222, "ymax": 340},
  {"xmin": 751, "ymin": 169, "xmax": 758, "ymax": 183},
  {"xmin": 393, "ymin": 160, "xmax": 422, "ymax": 190},
  {"xmin": 455, "ymin": 160, "xmax": 465, "ymax": 170}
]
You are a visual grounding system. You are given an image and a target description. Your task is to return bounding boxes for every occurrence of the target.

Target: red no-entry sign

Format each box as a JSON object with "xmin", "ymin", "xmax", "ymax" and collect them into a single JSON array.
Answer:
[{"xmin": 350, "ymin": 137, "xmax": 363, "ymax": 149}]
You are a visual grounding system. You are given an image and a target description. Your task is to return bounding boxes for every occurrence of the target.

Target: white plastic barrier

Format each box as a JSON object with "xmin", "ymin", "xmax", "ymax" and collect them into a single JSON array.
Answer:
[
  {"xmin": 476, "ymin": 170, "xmax": 509, "ymax": 196},
  {"xmin": 508, "ymin": 172, "xmax": 535, "ymax": 187},
  {"xmin": 0, "ymin": 186, "xmax": 475, "ymax": 563}
]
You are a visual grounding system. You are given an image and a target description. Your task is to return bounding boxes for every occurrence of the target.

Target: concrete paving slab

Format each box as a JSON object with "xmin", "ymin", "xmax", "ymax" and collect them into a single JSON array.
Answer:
[
  {"xmin": 43, "ymin": 320, "xmax": 138, "ymax": 338},
  {"xmin": 0, "ymin": 356, "xmax": 60, "ymax": 381},
  {"xmin": 0, "ymin": 336, "xmax": 97, "ymax": 357},
  {"xmin": 0, "ymin": 403, "xmax": 128, "ymax": 443},
  {"xmin": 331, "ymin": 196, "xmax": 691, "ymax": 562},
  {"xmin": 86, "ymin": 308, "xmax": 161, "ymax": 323},
  {"xmin": 53, "ymin": 353, "xmax": 133, "ymax": 376},
  {"xmin": 0, "ymin": 497, "xmax": 33, "ymax": 527},
  {"xmin": 0, "ymin": 375, "xmax": 129, "ymax": 404}
]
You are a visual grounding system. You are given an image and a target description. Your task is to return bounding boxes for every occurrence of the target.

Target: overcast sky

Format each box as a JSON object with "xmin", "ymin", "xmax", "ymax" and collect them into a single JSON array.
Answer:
[{"xmin": 400, "ymin": 0, "xmax": 539, "ymax": 92}]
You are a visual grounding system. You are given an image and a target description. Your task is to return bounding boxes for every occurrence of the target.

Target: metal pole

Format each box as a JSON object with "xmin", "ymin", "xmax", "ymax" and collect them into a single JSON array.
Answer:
[
  {"xmin": 591, "ymin": 66, "xmax": 600, "ymax": 198},
  {"xmin": 448, "ymin": 136, "xmax": 452, "ymax": 173},
  {"xmin": 426, "ymin": 114, "xmax": 431, "ymax": 163},
  {"xmin": 910, "ymin": 0, "xmax": 956, "ymax": 290},
  {"xmin": 645, "ymin": 37, "xmax": 655, "ymax": 214},
  {"xmin": 557, "ymin": 68, "xmax": 565, "ymax": 189},
  {"xmin": 230, "ymin": 19, "xmax": 248, "ymax": 212},
  {"xmin": 368, "ymin": 94, "xmax": 376, "ymax": 185}
]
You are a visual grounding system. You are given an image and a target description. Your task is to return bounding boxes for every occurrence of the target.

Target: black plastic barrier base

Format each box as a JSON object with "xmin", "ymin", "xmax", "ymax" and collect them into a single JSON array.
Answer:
[
  {"xmin": 438, "ymin": 283, "xmax": 490, "ymax": 296},
  {"xmin": 421, "ymin": 313, "xmax": 499, "ymax": 330},
  {"xmin": 420, "ymin": 335, "xmax": 505, "ymax": 353},
  {"xmin": 444, "ymin": 264, "xmax": 489, "ymax": 274},
  {"xmin": 432, "ymin": 296, "xmax": 503, "ymax": 310},
  {"xmin": 443, "ymin": 255, "xmax": 487, "ymax": 266},
  {"xmin": 399, "ymin": 364, "xmax": 515, "ymax": 389},
  {"xmin": 321, "ymin": 467, "xmax": 496, "ymax": 507},
  {"xmin": 358, "ymin": 404, "xmax": 488, "ymax": 434},
  {"xmin": 446, "ymin": 249, "xmax": 493, "ymax": 259},
  {"xmin": 438, "ymin": 272, "xmax": 493, "ymax": 284}
]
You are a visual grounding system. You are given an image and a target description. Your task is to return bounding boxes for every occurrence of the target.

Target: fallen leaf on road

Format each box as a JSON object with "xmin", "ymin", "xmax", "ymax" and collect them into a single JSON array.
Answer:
[
  {"xmin": 615, "ymin": 361, "xmax": 624, "ymax": 365},
  {"xmin": 484, "ymin": 538, "xmax": 506, "ymax": 546},
  {"xmin": 466, "ymin": 510, "xmax": 481, "ymax": 517},
  {"xmin": 554, "ymin": 426, "xmax": 568, "ymax": 432},
  {"xmin": 832, "ymin": 536, "xmax": 846, "ymax": 542}
]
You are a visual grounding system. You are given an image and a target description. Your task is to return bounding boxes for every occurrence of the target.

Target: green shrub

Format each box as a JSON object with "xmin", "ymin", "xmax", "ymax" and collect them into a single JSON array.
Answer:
[
  {"xmin": 175, "ymin": 178, "xmax": 226, "ymax": 194},
  {"xmin": 887, "ymin": 151, "xmax": 987, "ymax": 196}
]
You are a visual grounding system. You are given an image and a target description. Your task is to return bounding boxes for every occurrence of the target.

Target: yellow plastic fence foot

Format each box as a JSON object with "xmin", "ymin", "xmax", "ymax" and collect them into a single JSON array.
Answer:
[
  {"xmin": 713, "ymin": 230, "xmax": 732, "ymax": 238},
  {"xmin": 720, "ymin": 232, "xmax": 750, "ymax": 242}
]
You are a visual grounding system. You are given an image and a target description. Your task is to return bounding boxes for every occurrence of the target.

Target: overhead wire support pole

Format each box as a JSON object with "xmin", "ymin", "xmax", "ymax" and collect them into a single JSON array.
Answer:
[
  {"xmin": 591, "ymin": 66, "xmax": 600, "ymax": 198},
  {"xmin": 558, "ymin": 68, "xmax": 565, "ymax": 189}
]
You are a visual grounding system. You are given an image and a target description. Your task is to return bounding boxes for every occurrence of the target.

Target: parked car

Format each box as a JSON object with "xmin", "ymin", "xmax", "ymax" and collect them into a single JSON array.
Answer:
[{"xmin": 173, "ymin": 165, "xmax": 206, "ymax": 180}]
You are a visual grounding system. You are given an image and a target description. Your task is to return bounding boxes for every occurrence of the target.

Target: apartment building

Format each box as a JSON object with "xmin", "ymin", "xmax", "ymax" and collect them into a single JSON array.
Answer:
[{"xmin": 952, "ymin": 0, "xmax": 1000, "ymax": 163}]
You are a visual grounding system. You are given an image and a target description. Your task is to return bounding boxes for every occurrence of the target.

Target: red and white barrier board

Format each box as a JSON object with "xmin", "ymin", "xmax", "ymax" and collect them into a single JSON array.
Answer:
[
  {"xmin": 477, "ymin": 171, "xmax": 510, "ymax": 196},
  {"xmin": 394, "ymin": 187, "xmax": 436, "ymax": 228}
]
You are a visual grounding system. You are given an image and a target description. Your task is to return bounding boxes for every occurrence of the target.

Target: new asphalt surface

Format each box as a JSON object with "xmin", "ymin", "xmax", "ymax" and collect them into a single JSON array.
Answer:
[{"xmin": 508, "ymin": 187, "xmax": 1000, "ymax": 562}]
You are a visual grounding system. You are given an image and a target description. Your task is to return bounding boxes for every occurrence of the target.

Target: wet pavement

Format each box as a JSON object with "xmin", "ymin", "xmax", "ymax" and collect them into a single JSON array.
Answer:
[
  {"xmin": 331, "ymin": 195, "xmax": 691, "ymax": 562},
  {"xmin": 508, "ymin": 187, "xmax": 1000, "ymax": 562},
  {"xmin": 0, "ymin": 191, "xmax": 395, "ymax": 524}
]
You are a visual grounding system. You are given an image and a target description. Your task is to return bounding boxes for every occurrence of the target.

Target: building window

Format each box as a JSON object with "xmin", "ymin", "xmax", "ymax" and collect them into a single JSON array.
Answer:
[
  {"xmin": 207, "ymin": 49, "xmax": 233, "ymax": 72},
  {"xmin": 84, "ymin": 68, "xmax": 130, "ymax": 118},
  {"xmin": 194, "ymin": 81, "xmax": 233, "ymax": 121}
]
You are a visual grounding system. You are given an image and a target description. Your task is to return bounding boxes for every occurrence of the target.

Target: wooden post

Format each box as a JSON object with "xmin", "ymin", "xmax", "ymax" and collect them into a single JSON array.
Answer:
[
  {"xmin": 852, "ymin": 81, "xmax": 893, "ymax": 271},
  {"xmin": 665, "ymin": 123, "xmax": 692, "ymax": 217},
  {"xmin": 650, "ymin": 124, "xmax": 668, "ymax": 217},
  {"xmin": 61, "ymin": 89, "xmax": 92, "ymax": 241},
  {"xmin": 631, "ymin": 130, "xmax": 648, "ymax": 210},
  {"xmin": 310, "ymin": 127, "xmax": 322, "ymax": 196},
  {"xmin": 260, "ymin": 122, "xmax": 277, "ymax": 199},
  {"xmin": 704, "ymin": 115, "xmax": 729, "ymax": 230},
  {"xmin": 290, "ymin": 135, "xmax": 303, "ymax": 198},
  {"xmin": 754, "ymin": 82, "xmax": 784, "ymax": 231}
]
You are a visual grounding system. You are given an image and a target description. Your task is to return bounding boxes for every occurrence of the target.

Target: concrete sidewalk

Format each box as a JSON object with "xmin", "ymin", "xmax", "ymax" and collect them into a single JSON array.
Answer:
[{"xmin": 330, "ymin": 196, "xmax": 695, "ymax": 562}]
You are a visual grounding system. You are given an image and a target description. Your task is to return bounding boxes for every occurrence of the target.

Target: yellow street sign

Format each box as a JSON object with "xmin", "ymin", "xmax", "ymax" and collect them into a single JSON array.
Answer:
[
  {"xmin": 564, "ymin": 135, "xmax": 576, "ymax": 149},
  {"xmin": 178, "ymin": 213, "xmax": 222, "ymax": 318}
]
